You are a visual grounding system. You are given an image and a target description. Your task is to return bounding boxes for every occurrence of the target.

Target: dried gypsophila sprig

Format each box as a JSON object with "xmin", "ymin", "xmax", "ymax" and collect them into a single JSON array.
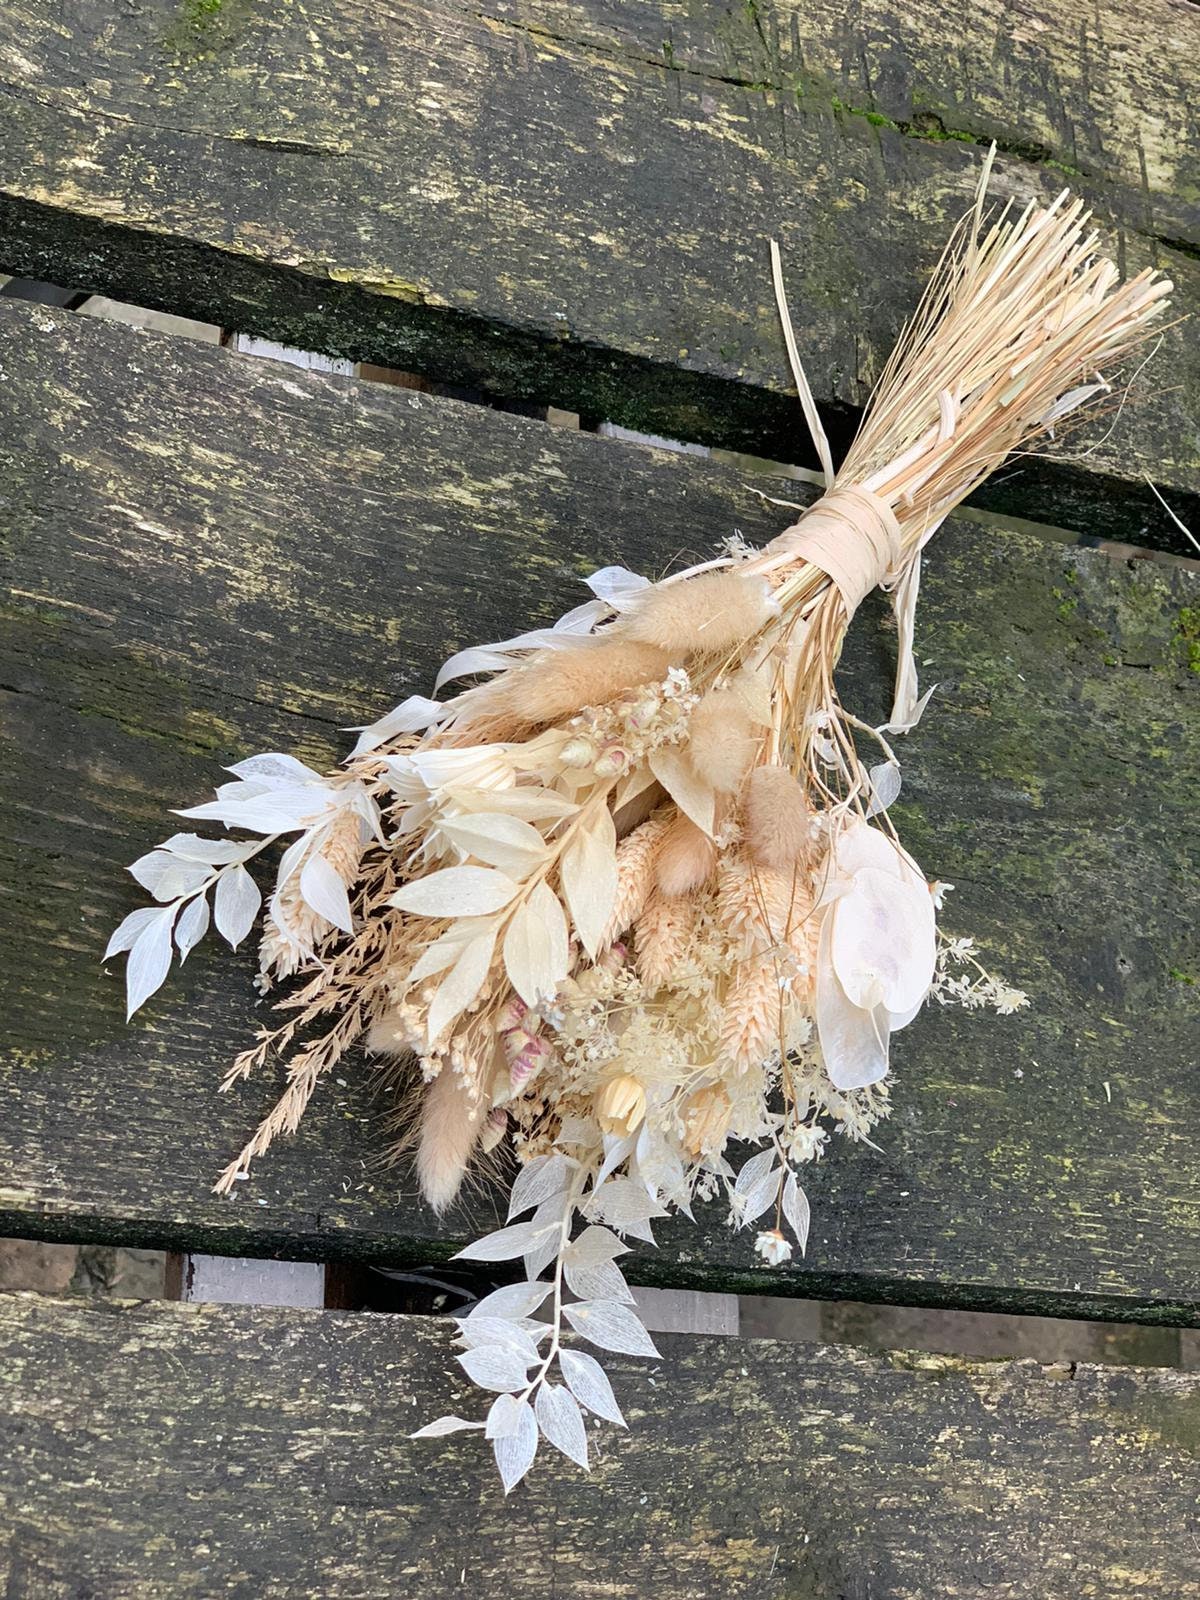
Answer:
[{"xmin": 107, "ymin": 147, "xmax": 1169, "ymax": 1488}]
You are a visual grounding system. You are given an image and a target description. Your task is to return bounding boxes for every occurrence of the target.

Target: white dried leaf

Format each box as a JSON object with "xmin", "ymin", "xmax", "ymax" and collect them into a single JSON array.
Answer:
[
  {"xmin": 212, "ymin": 777, "xmax": 270, "ymax": 803},
  {"xmin": 409, "ymin": 1415, "xmax": 486, "ymax": 1439},
  {"xmin": 535, "ymin": 1383, "xmax": 589, "ymax": 1470},
  {"xmin": 734, "ymin": 1149, "xmax": 777, "ymax": 1198},
  {"xmin": 524, "ymin": 1237, "xmax": 563, "ymax": 1282},
  {"xmin": 410, "ymin": 746, "xmax": 514, "ymax": 791},
  {"xmin": 728, "ymin": 665, "xmax": 774, "ymax": 727},
  {"xmin": 437, "ymin": 644, "xmax": 529, "ymax": 688},
  {"xmin": 731, "ymin": 1149, "xmax": 780, "ymax": 1226},
  {"xmin": 596, "ymin": 1131, "xmax": 636, "ymax": 1186},
  {"xmin": 128, "ymin": 850, "xmax": 210, "ymax": 902},
  {"xmin": 467, "ymin": 1281, "xmax": 554, "ymax": 1322},
  {"xmin": 299, "ymin": 853, "xmax": 354, "ymax": 934},
  {"xmin": 522, "ymin": 1192, "xmax": 571, "ymax": 1280},
  {"xmin": 556, "ymin": 1115, "xmax": 598, "ymax": 1149},
  {"xmin": 564, "ymin": 1255, "xmax": 634, "ymax": 1304},
  {"xmin": 453, "ymin": 786, "xmax": 579, "ymax": 823},
  {"xmin": 634, "ymin": 1120, "xmax": 687, "ymax": 1199},
  {"xmin": 440, "ymin": 812, "xmax": 548, "ymax": 876},
  {"xmin": 815, "ymin": 913, "xmax": 891, "ymax": 1091},
  {"xmin": 1042, "ymin": 381, "xmax": 1109, "ymax": 427},
  {"xmin": 104, "ymin": 905, "xmax": 167, "ymax": 962},
  {"xmin": 349, "ymin": 784, "xmax": 384, "ymax": 845},
  {"xmin": 612, "ymin": 762, "xmax": 660, "ymax": 814},
  {"xmin": 226, "ymin": 752, "xmax": 323, "ymax": 786},
  {"xmin": 455, "ymin": 1318, "xmax": 542, "ymax": 1366},
  {"xmin": 553, "ymin": 597, "xmax": 607, "ymax": 633},
  {"xmin": 783, "ymin": 1171, "xmax": 811, "ymax": 1255},
  {"xmin": 407, "ymin": 924, "xmax": 475, "ymax": 984},
  {"xmin": 563, "ymin": 1299, "xmax": 660, "ymax": 1358},
  {"xmin": 559, "ymin": 804, "xmax": 617, "ymax": 958},
  {"xmin": 587, "ymin": 1177, "xmax": 666, "ymax": 1234},
  {"xmin": 565, "ymin": 1225, "xmax": 630, "ymax": 1267},
  {"xmin": 426, "ymin": 923, "xmax": 497, "ymax": 1044},
  {"xmin": 649, "ymin": 747, "xmax": 715, "ymax": 838},
  {"xmin": 584, "ymin": 565, "xmax": 652, "ymax": 609},
  {"xmin": 433, "ymin": 609, "xmax": 600, "ymax": 694},
  {"xmin": 830, "ymin": 867, "xmax": 935, "ymax": 1014},
  {"xmin": 213, "ymin": 864, "xmax": 262, "ymax": 950},
  {"xmin": 124, "ymin": 905, "xmax": 177, "ymax": 1019},
  {"xmin": 485, "ymin": 1392, "xmax": 527, "ymax": 1440},
  {"xmin": 493, "ymin": 1397, "xmax": 538, "ymax": 1493},
  {"xmin": 866, "ymin": 761, "xmax": 902, "ymax": 817},
  {"xmin": 456, "ymin": 1344, "xmax": 531, "ymax": 1393},
  {"xmin": 160, "ymin": 833, "xmax": 247, "ymax": 864},
  {"xmin": 349, "ymin": 694, "xmax": 443, "ymax": 757},
  {"xmin": 179, "ymin": 784, "xmax": 336, "ymax": 835},
  {"xmin": 272, "ymin": 833, "xmax": 310, "ymax": 894},
  {"xmin": 390, "ymin": 866, "xmax": 518, "ymax": 919},
  {"xmin": 454, "ymin": 1219, "xmax": 549, "ymax": 1262},
  {"xmin": 503, "ymin": 883, "xmax": 570, "ymax": 1007},
  {"xmin": 739, "ymin": 1170, "xmax": 780, "ymax": 1226},
  {"xmin": 507, "ymin": 1153, "xmax": 571, "ymax": 1221},
  {"xmin": 559, "ymin": 1349, "xmax": 626, "ymax": 1427},
  {"xmin": 174, "ymin": 893, "xmax": 210, "ymax": 961}
]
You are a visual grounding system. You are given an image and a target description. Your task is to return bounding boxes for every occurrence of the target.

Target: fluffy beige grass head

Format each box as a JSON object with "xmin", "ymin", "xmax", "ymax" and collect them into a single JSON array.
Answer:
[{"xmin": 621, "ymin": 571, "xmax": 776, "ymax": 657}]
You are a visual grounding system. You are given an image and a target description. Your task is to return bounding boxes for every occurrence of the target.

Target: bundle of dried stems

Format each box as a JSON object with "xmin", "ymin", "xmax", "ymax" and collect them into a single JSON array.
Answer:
[{"xmin": 108, "ymin": 151, "xmax": 1171, "ymax": 1487}]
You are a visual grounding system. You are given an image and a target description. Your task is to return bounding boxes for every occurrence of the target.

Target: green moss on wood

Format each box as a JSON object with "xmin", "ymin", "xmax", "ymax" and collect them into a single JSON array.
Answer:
[{"xmin": 1174, "ymin": 605, "xmax": 1200, "ymax": 673}]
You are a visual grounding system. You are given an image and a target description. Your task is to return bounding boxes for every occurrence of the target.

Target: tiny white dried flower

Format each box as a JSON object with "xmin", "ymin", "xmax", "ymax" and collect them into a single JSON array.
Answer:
[
  {"xmin": 754, "ymin": 1228, "xmax": 792, "ymax": 1266},
  {"xmin": 996, "ymin": 987, "xmax": 1029, "ymax": 1015},
  {"xmin": 930, "ymin": 880, "xmax": 954, "ymax": 910}
]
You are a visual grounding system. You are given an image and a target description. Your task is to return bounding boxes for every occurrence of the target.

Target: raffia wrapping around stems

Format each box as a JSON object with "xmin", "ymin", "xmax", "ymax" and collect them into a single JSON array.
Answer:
[
  {"xmin": 109, "ymin": 148, "xmax": 1172, "ymax": 1486},
  {"xmin": 767, "ymin": 487, "xmax": 904, "ymax": 618}
]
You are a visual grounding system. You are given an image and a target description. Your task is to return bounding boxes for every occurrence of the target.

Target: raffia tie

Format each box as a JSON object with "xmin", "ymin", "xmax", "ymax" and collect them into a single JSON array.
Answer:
[{"xmin": 765, "ymin": 486, "xmax": 903, "ymax": 619}]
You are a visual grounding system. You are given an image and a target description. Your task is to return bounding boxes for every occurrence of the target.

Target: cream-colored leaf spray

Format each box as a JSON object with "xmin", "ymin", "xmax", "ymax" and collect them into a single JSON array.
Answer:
[{"xmin": 110, "ymin": 150, "xmax": 1170, "ymax": 1487}]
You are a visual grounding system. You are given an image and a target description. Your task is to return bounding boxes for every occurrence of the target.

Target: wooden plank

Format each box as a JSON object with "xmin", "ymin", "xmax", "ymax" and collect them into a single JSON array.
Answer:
[
  {"xmin": 2, "ymin": 1291, "xmax": 1199, "ymax": 1598},
  {"xmin": 523, "ymin": 0, "xmax": 1200, "ymax": 242},
  {"xmin": 0, "ymin": 1, "xmax": 1196, "ymax": 549},
  {"xmin": 1, "ymin": 301, "xmax": 1198, "ymax": 1322}
]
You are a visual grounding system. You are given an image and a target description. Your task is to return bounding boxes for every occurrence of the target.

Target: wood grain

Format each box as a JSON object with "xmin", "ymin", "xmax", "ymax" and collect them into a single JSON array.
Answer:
[
  {"xmin": 0, "ymin": 0, "xmax": 1196, "ymax": 547},
  {"xmin": 2, "ymin": 1290, "xmax": 1199, "ymax": 1598},
  {"xmin": 1, "ymin": 300, "xmax": 1198, "ymax": 1320}
]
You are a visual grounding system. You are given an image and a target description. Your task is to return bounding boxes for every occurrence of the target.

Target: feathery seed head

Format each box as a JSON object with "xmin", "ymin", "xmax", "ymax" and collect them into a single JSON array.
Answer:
[
  {"xmin": 622, "ymin": 571, "xmax": 777, "ymax": 657},
  {"xmin": 689, "ymin": 687, "xmax": 760, "ymax": 793},
  {"xmin": 655, "ymin": 812, "xmax": 718, "ymax": 898},
  {"xmin": 745, "ymin": 764, "xmax": 812, "ymax": 870}
]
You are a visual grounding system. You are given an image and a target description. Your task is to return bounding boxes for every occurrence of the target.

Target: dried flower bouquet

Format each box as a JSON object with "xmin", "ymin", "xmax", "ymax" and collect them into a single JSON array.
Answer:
[{"xmin": 109, "ymin": 155, "xmax": 1170, "ymax": 1488}]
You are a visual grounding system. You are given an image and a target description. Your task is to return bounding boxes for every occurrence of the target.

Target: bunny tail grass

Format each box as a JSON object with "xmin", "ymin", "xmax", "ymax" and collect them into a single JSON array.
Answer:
[{"xmin": 416, "ymin": 1067, "xmax": 482, "ymax": 1215}]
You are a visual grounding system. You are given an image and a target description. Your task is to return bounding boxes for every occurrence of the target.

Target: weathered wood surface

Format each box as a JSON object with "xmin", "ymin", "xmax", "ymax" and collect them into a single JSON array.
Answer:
[
  {"xmin": 1, "ymin": 302, "xmax": 1198, "ymax": 1320},
  {"xmin": 2, "ymin": 1292, "xmax": 1199, "ymax": 1598},
  {"xmin": 0, "ymin": 0, "xmax": 1197, "ymax": 549},
  {"xmin": 522, "ymin": 0, "xmax": 1200, "ymax": 238}
]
